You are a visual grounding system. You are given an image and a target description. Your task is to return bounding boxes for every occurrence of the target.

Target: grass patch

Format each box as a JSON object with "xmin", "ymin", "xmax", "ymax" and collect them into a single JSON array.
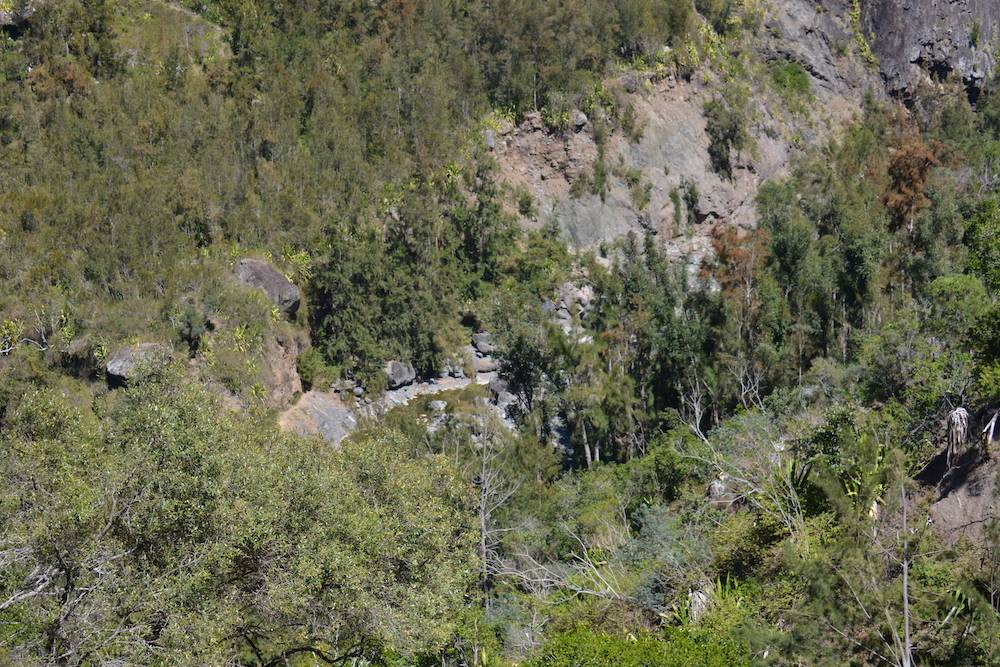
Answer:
[{"xmin": 768, "ymin": 59, "xmax": 813, "ymax": 113}]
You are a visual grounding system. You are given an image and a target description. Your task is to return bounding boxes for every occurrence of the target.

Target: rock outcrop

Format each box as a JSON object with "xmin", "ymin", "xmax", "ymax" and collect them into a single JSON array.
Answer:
[
  {"xmin": 545, "ymin": 282, "xmax": 594, "ymax": 337},
  {"xmin": 472, "ymin": 332, "xmax": 496, "ymax": 356},
  {"xmin": 488, "ymin": 376, "xmax": 517, "ymax": 416},
  {"xmin": 929, "ymin": 452, "xmax": 997, "ymax": 545},
  {"xmin": 279, "ymin": 374, "xmax": 485, "ymax": 445},
  {"xmin": 0, "ymin": 1, "xmax": 40, "ymax": 28},
  {"xmin": 260, "ymin": 331, "xmax": 303, "ymax": 409},
  {"xmin": 467, "ymin": 334, "xmax": 499, "ymax": 373},
  {"xmin": 105, "ymin": 342, "xmax": 172, "ymax": 386},
  {"xmin": 384, "ymin": 359, "xmax": 416, "ymax": 389},
  {"xmin": 278, "ymin": 390, "xmax": 358, "ymax": 444},
  {"xmin": 862, "ymin": 0, "xmax": 998, "ymax": 99},
  {"xmin": 494, "ymin": 0, "xmax": 879, "ymax": 254},
  {"xmin": 234, "ymin": 258, "xmax": 301, "ymax": 317}
]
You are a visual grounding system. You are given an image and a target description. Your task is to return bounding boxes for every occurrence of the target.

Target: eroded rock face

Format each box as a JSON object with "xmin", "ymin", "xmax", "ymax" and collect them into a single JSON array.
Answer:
[
  {"xmin": 234, "ymin": 258, "xmax": 301, "ymax": 317},
  {"xmin": 862, "ymin": 0, "xmax": 998, "ymax": 98},
  {"xmin": 106, "ymin": 342, "xmax": 172, "ymax": 386},
  {"xmin": 494, "ymin": 0, "xmax": 879, "ymax": 252},
  {"xmin": 929, "ymin": 454, "xmax": 997, "ymax": 545},
  {"xmin": 260, "ymin": 332, "xmax": 303, "ymax": 409},
  {"xmin": 0, "ymin": 1, "xmax": 40, "ymax": 28}
]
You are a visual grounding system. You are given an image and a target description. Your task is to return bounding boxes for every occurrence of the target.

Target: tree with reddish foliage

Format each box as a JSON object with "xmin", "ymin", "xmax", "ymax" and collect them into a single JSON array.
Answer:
[
  {"xmin": 884, "ymin": 125, "xmax": 943, "ymax": 235},
  {"xmin": 702, "ymin": 226, "xmax": 778, "ymax": 411}
]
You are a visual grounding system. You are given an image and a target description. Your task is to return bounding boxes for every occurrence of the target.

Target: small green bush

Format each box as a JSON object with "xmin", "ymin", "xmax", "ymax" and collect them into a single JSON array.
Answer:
[
  {"xmin": 670, "ymin": 188, "xmax": 683, "ymax": 229},
  {"xmin": 517, "ymin": 187, "xmax": 538, "ymax": 218},
  {"xmin": 768, "ymin": 59, "xmax": 813, "ymax": 111},
  {"xmin": 592, "ymin": 159, "xmax": 610, "ymax": 201},
  {"xmin": 621, "ymin": 103, "xmax": 645, "ymax": 143},
  {"xmin": 297, "ymin": 347, "xmax": 338, "ymax": 391},
  {"xmin": 682, "ymin": 178, "xmax": 700, "ymax": 225}
]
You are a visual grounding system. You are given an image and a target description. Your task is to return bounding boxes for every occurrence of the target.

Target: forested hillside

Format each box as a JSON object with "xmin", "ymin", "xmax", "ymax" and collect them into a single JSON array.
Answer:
[{"xmin": 2, "ymin": 0, "xmax": 1000, "ymax": 665}]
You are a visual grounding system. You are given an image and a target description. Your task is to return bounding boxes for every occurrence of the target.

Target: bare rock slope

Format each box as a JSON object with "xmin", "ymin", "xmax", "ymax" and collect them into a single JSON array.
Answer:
[{"xmin": 494, "ymin": 0, "xmax": 881, "ymax": 257}]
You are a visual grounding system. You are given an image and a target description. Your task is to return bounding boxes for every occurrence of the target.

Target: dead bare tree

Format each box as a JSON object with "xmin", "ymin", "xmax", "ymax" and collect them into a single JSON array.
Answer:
[
  {"xmin": 498, "ymin": 525, "xmax": 628, "ymax": 604},
  {"xmin": 946, "ymin": 407, "xmax": 969, "ymax": 469},
  {"xmin": 983, "ymin": 410, "xmax": 999, "ymax": 446},
  {"xmin": 470, "ymin": 408, "xmax": 520, "ymax": 609},
  {"xmin": 679, "ymin": 413, "xmax": 807, "ymax": 541},
  {"xmin": 679, "ymin": 368, "xmax": 714, "ymax": 444},
  {"xmin": 0, "ymin": 312, "xmax": 51, "ymax": 356},
  {"xmin": 725, "ymin": 353, "xmax": 765, "ymax": 411}
]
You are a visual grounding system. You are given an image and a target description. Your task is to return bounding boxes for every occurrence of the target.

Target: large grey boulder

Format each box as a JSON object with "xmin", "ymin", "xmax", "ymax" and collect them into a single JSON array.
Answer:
[
  {"xmin": 384, "ymin": 360, "xmax": 416, "ymax": 389},
  {"xmin": 473, "ymin": 356, "xmax": 498, "ymax": 373},
  {"xmin": 488, "ymin": 376, "xmax": 516, "ymax": 410},
  {"xmin": 234, "ymin": 258, "xmax": 301, "ymax": 317},
  {"xmin": 105, "ymin": 343, "xmax": 172, "ymax": 386},
  {"xmin": 278, "ymin": 391, "xmax": 357, "ymax": 445}
]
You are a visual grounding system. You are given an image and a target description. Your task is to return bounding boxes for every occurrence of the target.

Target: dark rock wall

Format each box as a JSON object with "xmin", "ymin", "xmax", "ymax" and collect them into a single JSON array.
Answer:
[{"xmin": 863, "ymin": 0, "xmax": 998, "ymax": 98}]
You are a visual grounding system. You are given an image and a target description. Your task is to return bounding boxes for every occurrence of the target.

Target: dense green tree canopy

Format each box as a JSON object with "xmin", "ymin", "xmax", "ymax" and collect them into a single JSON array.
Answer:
[{"xmin": 0, "ymin": 372, "xmax": 474, "ymax": 665}]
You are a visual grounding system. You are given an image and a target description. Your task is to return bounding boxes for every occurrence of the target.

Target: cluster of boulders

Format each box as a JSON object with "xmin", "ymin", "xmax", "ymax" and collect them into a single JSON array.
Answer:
[{"xmin": 468, "ymin": 331, "xmax": 499, "ymax": 373}]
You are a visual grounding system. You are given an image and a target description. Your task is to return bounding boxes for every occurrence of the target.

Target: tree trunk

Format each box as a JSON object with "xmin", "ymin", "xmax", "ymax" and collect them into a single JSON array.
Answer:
[{"xmin": 901, "ymin": 483, "xmax": 913, "ymax": 667}]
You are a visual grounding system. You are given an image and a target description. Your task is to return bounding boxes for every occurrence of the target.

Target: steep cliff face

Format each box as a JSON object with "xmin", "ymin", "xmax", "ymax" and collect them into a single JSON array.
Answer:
[
  {"xmin": 863, "ymin": 0, "xmax": 998, "ymax": 99},
  {"xmin": 495, "ymin": 0, "xmax": 881, "ymax": 257},
  {"xmin": 495, "ymin": 0, "xmax": 999, "ymax": 256}
]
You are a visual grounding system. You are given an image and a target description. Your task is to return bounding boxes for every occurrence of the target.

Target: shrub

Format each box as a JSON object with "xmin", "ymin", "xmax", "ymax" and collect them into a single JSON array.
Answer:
[
  {"xmin": 682, "ymin": 178, "xmax": 700, "ymax": 225},
  {"xmin": 592, "ymin": 159, "xmax": 610, "ymax": 200},
  {"xmin": 297, "ymin": 347, "xmax": 338, "ymax": 391},
  {"xmin": 621, "ymin": 102, "xmax": 645, "ymax": 142},
  {"xmin": 670, "ymin": 187, "xmax": 683, "ymax": 229},
  {"xmin": 525, "ymin": 627, "xmax": 750, "ymax": 667},
  {"xmin": 704, "ymin": 85, "xmax": 751, "ymax": 179},
  {"xmin": 517, "ymin": 187, "xmax": 538, "ymax": 218},
  {"xmin": 768, "ymin": 59, "xmax": 812, "ymax": 112}
]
